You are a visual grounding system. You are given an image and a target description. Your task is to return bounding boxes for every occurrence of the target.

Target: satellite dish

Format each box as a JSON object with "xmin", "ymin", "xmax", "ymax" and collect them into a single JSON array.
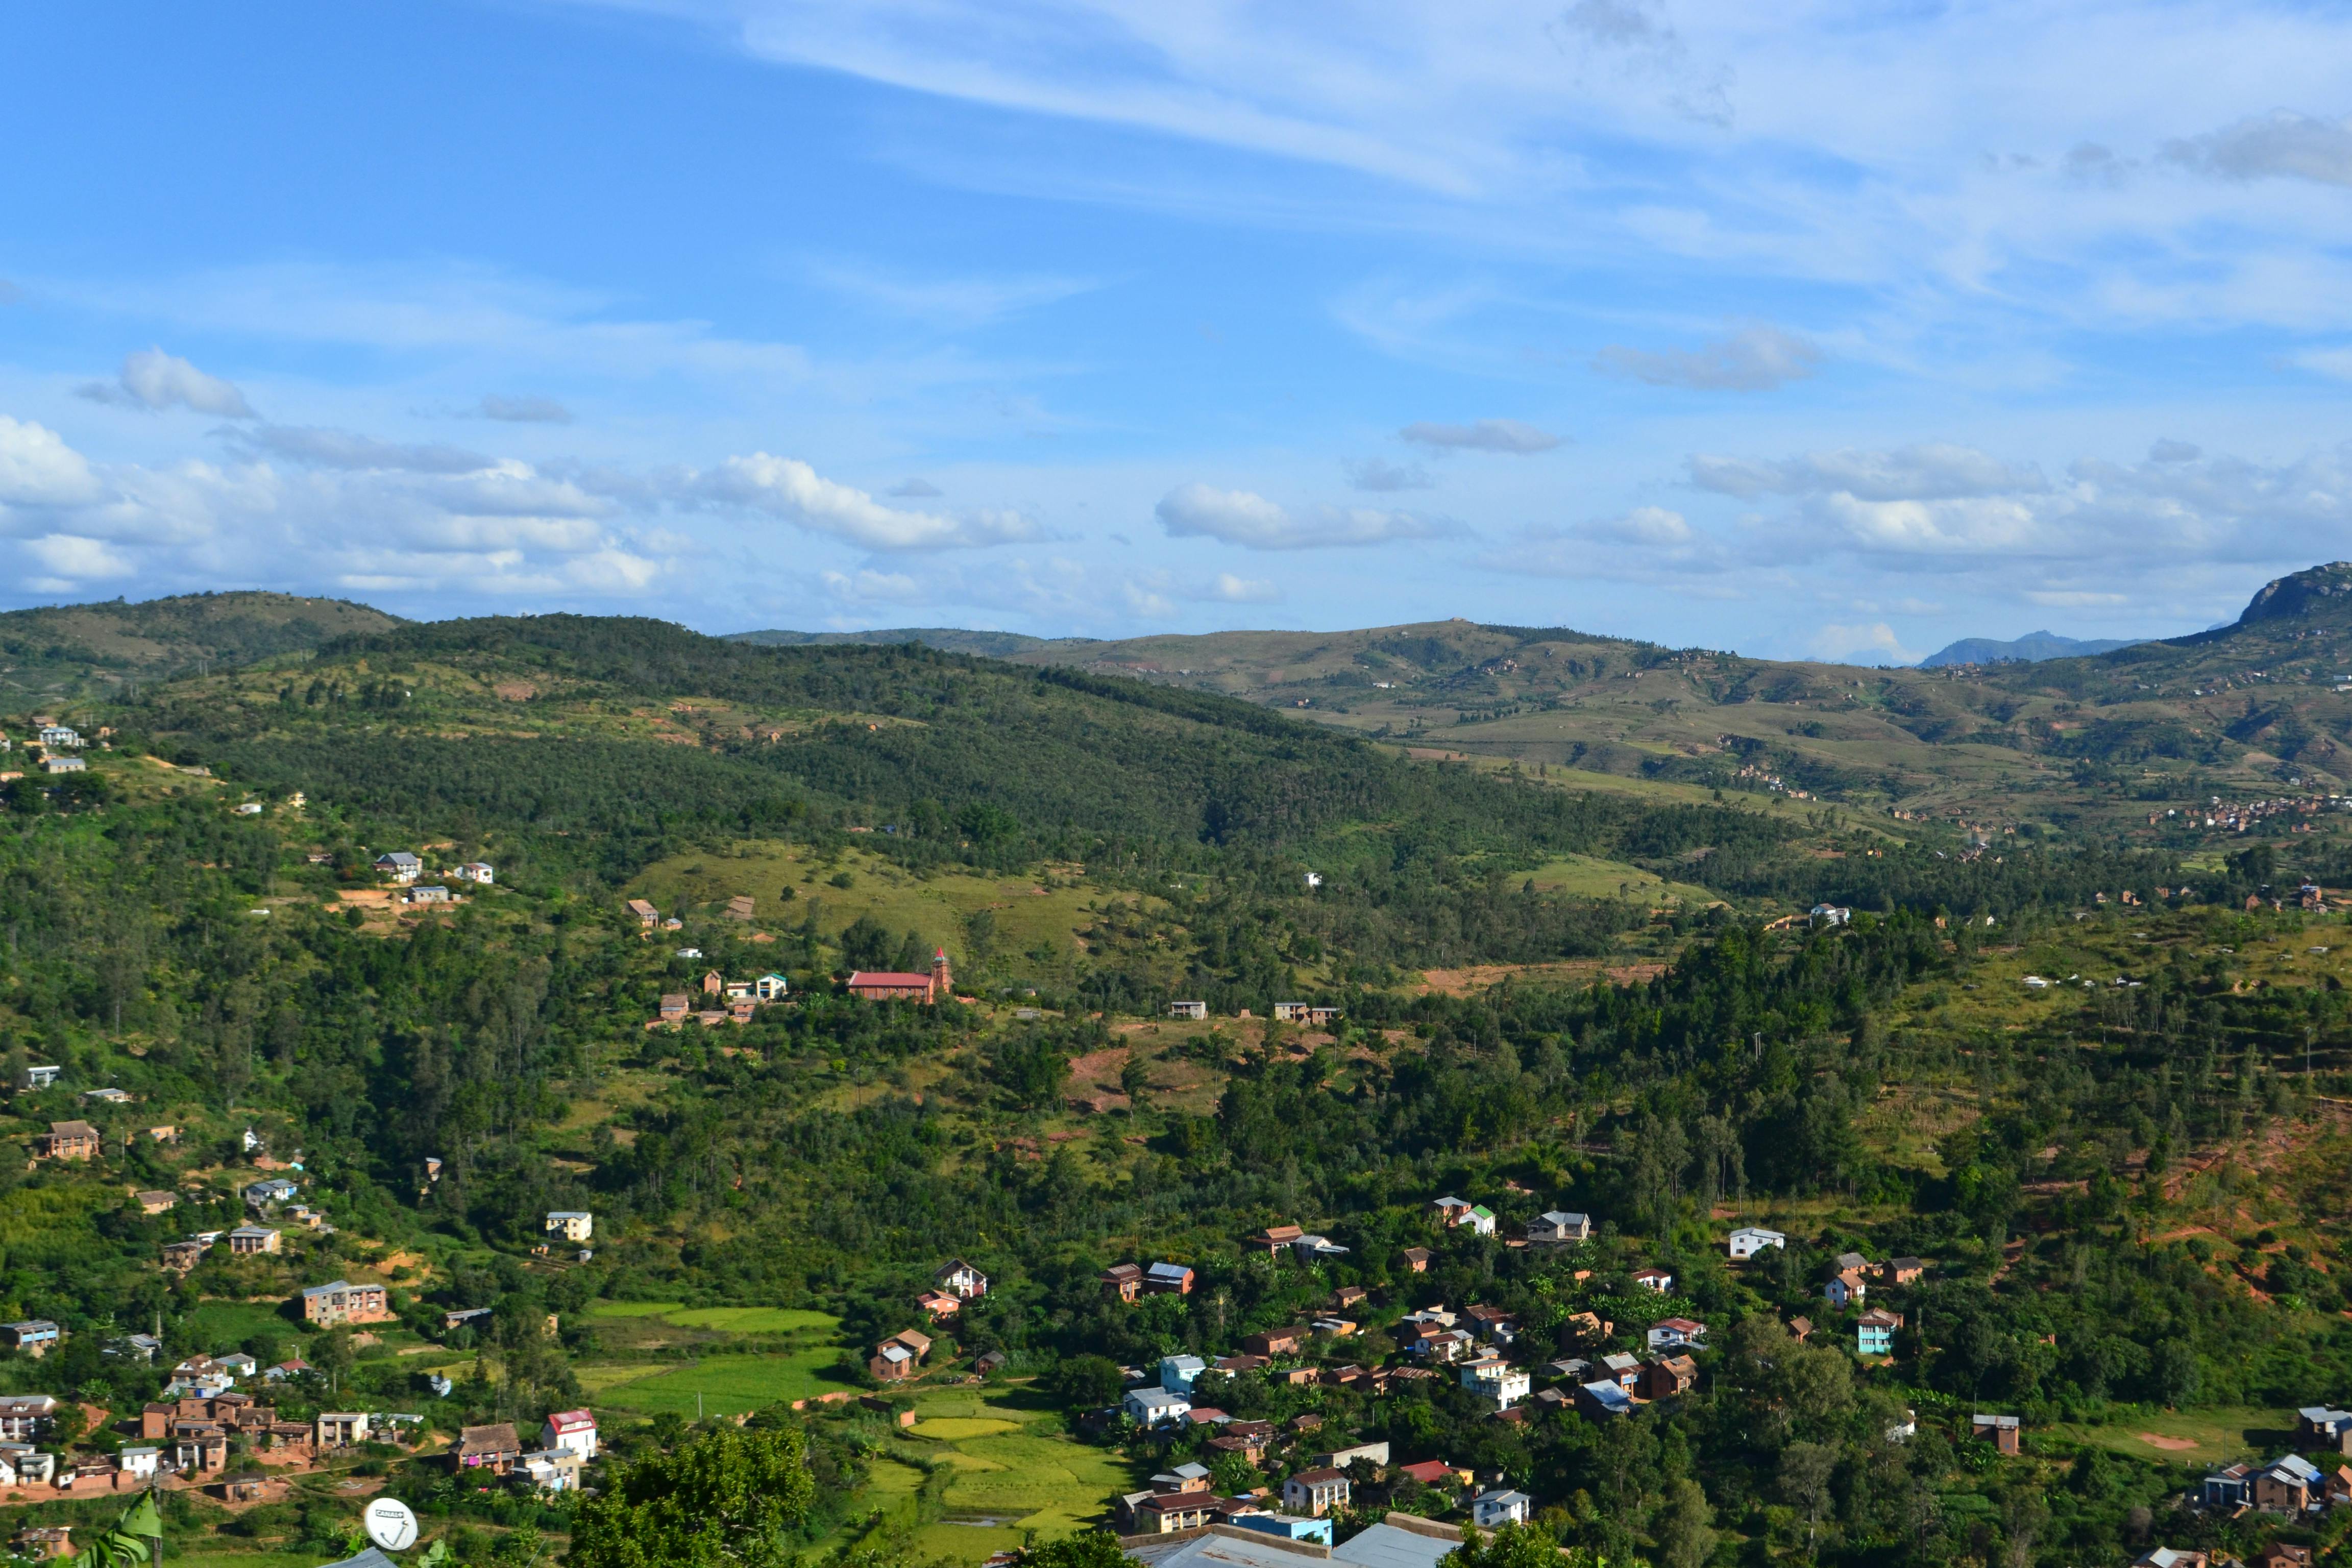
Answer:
[{"xmin": 363, "ymin": 1499, "xmax": 419, "ymax": 1552}]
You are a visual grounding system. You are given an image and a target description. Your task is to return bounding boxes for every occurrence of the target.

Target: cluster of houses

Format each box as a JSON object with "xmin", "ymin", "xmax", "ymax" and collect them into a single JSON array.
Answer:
[
  {"xmin": 451, "ymin": 1409, "xmax": 599, "ymax": 1493},
  {"xmin": 2182, "ymin": 1406, "xmax": 2352, "ymax": 1522},
  {"xmin": 1163, "ymin": 1002, "xmax": 1343, "ymax": 1025},
  {"xmin": 1113, "ymin": 1408, "xmax": 1538, "ymax": 1552},
  {"xmin": 371, "ymin": 851, "xmax": 492, "ymax": 908},
  {"xmin": 881, "ymin": 1260, "xmax": 993, "ymax": 1378},
  {"xmin": 653, "ymin": 969, "xmax": 792, "ymax": 1028},
  {"xmin": 6, "ymin": 721, "xmax": 97, "ymax": 780}
]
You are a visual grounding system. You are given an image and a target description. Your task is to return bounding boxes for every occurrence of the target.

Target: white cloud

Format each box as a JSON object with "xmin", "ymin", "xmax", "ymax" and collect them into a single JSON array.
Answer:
[
  {"xmin": 1594, "ymin": 325, "xmax": 1821, "ymax": 391},
  {"xmin": 22, "ymin": 534, "xmax": 133, "ymax": 581},
  {"xmin": 1399, "ymin": 419, "xmax": 1561, "ymax": 454},
  {"xmin": 1483, "ymin": 505, "xmax": 1731, "ymax": 583},
  {"xmin": 1343, "ymin": 456, "xmax": 1434, "ymax": 492},
  {"xmin": 887, "ymin": 478, "xmax": 944, "ymax": 498},
  {"xmin": 77, "ymin": 348, "xmax": 255, "ymax": 418},
  {"xmin": 1205, "ymin": 571, "xmax": 1280, "ymax": 603},
  {"xmin": 2164, "ymin": 111, "xmax": 2352, "ymax": 186},
  {"xmin": 1807, "ymin": 621, "xmax": 1919, "ymax": 666},
  {"xmin": 0, "ymin": 416, "xmax": 104, "ymax": 506},
  {"xmin": 700, "ymin": 453, "xmax": 1040, "ymax": 549},
  {"xmin": 1689, "ymin": 444, "xmax": 2047, "ymax": 502},
  {"xmin": 479, "ymin": 394, "xmax": 573, "ymax": 424},
  {"xmin": 1155, "ymin": 482, "xmax": 1453, "ymax": 550},
  {"xmin": 1693, "ymin": 437, "xmax": 2352, "ymax": 578}
]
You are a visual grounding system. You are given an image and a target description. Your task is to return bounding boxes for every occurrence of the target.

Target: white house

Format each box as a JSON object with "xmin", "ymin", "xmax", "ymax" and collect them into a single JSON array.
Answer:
[
  {"xmin": 541, "ymin": 1408, "xmax": 597, "ymax": 1460},
  {"xmin": 1528, "ymin": 1211, "xmax": 1591, "ymax": 1243},
  {"xmin": 545, "ymin": 1211, "xmax": 593, "ymax": 1242},
  {"xmin": 1471, "ymin": 1490, "xmax": 1531, "ymax": 1529},
  {"xmin": 454, "ymin": 863, "xmax": 495, "ymax": 885},
  {"xmin": 375, "ymin": 851, "xmax": 423, "ymax": 884},
  {"xmin": 1809, "ymin": 904, "xmax": 1851, "ymax": 926},
  {"xmin": 1125, "ymin": 1387, "xmax": 1191, "ymax": 1428},
  {"xmin": 1632, "ymin": 1266, "xmax": 1673, "ymax": 1293},
  {"xmin": 1825, "ymin": 1271, "xmax": 1868, "ymax": 1309},
  {"xmin": 1646, "ymin": 1318, "xmax": 1707, "ymax": 1351},
  {"xmin": 755, "ymin": 973, "xmax": 790, "ymax": 1001},
  {"xmin": 1459, "ymin": 1357, "xmax": 1531, "ymax": 1409},
  {"xmin": 1160, "ymin": 1354, "xmax": 1208, "ymax": 1393},
  {"xmin": 1728, "ymin": 1227, "xmax": 1786, "ymax": 1260},
  {"xmin": 116, "ymin": 1447, "xmax": 160, "ymax": 1479},
  {"xmin": 37, "ymin": 726, "xmax": 81, "ymax": 749}
]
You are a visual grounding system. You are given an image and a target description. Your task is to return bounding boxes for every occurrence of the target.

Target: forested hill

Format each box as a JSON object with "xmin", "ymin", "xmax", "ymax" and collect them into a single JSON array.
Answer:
[
  {"xmin": 725, "ymin": 626, "xmax": 1095, "ymax": 658},
  {"xmin": 0, "ymin": 590, "xmax": 400, "ymax": 702},
  {"xmin": 106, "ymin": 613, "xmax": 1879, "ymax": 981}
]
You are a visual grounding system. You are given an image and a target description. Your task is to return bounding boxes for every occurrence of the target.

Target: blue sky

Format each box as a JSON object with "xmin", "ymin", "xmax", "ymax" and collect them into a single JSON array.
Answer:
[{"xmin": 8, "ymin": 2, "xmax": 2352, "ymax": 661}]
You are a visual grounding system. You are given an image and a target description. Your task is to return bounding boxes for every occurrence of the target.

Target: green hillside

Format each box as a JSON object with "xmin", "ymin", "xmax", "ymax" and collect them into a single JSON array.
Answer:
[
  {"xmin": 0, "ymin": 590, "xmax": 402, "ymax": 702},
  {"xmin": 3, "ymin": 597, "xmax": 2351, "ymax": 1568}
]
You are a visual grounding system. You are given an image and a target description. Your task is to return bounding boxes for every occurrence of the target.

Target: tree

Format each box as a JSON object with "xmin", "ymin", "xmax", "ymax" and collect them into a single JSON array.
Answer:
[
  {"xmin": 1021, "ymin": 1533, "xmax": 1126, "ymax": 1568},
  {"xmin": 312, "ymin": 1326, "xmax": 355, "ymax": 1397},
  {"xmin": 1441, "ymin": 1523, "xmax": 1569, "ymax": 1568},
  {"xmin": 1208, "ymin": 1453, "xmax": 1260, "ymax": 1498},
  {"xmin": 1652, "ymin": 1477, "xmax": 1716, "ymax": 1568},
  {"xmin": 569, "ymin": 1422, "xmax": 816, "ymax": 1568},
  {"xmin": 1778, "ymin": 1441, "xmax": 1837, "ymax": 1553},
  {"xmin": 1048, "ymin": 1355, "xmax": 1125, "ymax": 1410}
]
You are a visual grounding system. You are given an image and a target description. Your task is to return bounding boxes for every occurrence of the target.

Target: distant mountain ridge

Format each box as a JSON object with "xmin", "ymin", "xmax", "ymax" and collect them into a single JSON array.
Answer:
[
  {"xmin": 724, "ymin": 626, "xmax": 1098, "ymax": 658},
  {"xmin": 1918, "ymin": 630, "xmax": 2143, "ymax": 668}
]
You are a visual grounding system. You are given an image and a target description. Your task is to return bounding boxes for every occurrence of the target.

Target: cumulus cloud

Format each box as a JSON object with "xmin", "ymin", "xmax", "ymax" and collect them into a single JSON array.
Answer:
[
  {"xmin": 0, "ymin": 416, "xmax": 105, "ymax": 506},
  {"xmin": 1399, "ymin": 419, "xmax": 1562, "ymax": 454},
  {"xmin": 21, "ymin": 533, "xmax": 135, "ymax": 583},
  {"xmin": 1807, "ymin": 621, "xmax": 1919, "ymax": 665},
  {"xmin": 478, "ymin": 394, "xmax": 572, "ymax": 423},
  {"xmin": 1155, "ymin": 482, "xmax": 1454, "ymax": 550},
  {"xmin": 77, "ymin": 348, "xmax": 256, "ymax": 418},
  {"xmin": 1693, "ymin": 437, "xmax": 2352, "ymax": 575},
  {"xmin": 886, "ymin": 478, "xmax": 944, "ymax": 498},
  {"xmin": 2164, "ymin": 110, "xmax": 2352, "ymax": 186},
  {"xmin": 701, "ymin": 453, "xmax": 1039, "ymax": 549},
  {"xmin": 1343, "ymin": 456, "xmax": 1434, "ymax": 492},
  {"xmin": 1594, "ymin": 325, "xmax": 1821, "ymax": 391}
]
